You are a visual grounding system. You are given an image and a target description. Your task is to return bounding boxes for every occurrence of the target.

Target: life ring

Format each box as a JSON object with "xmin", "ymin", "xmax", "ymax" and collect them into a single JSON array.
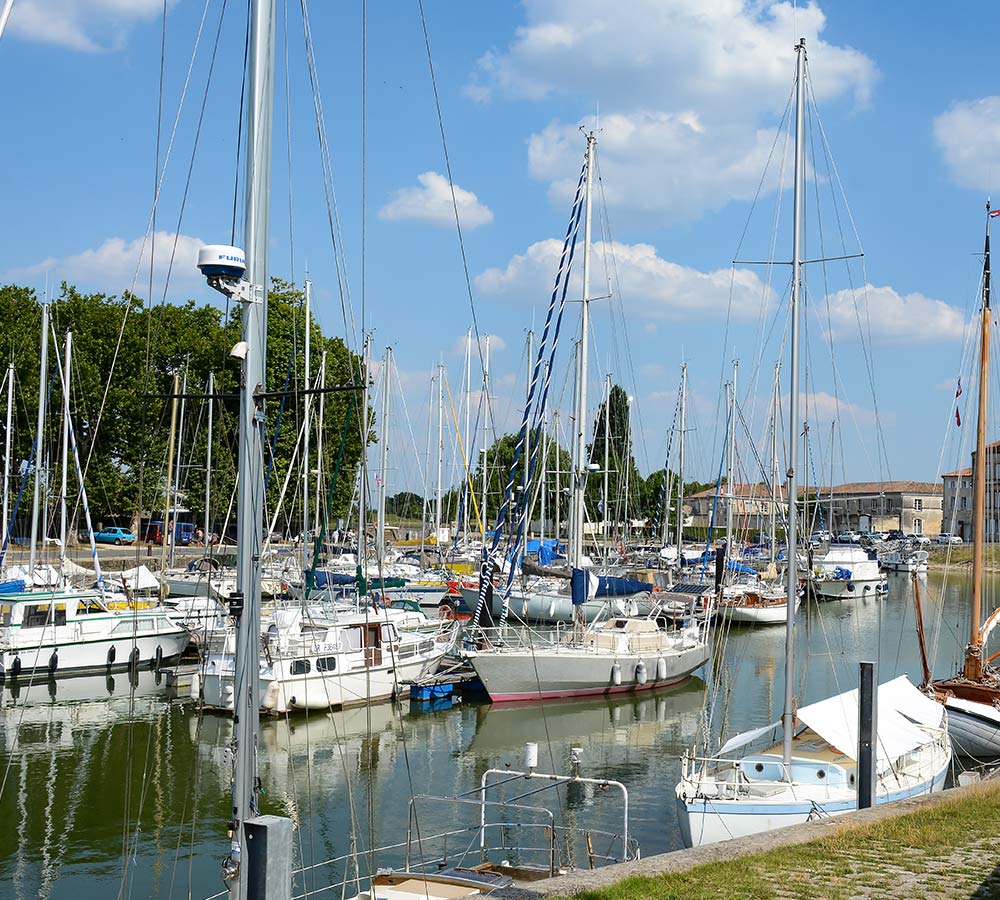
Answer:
[
  {"xmin": 438, "ymin": 604, "xmax": 455, "ymax": 621},
  {"xmin": 652, "ymin": 585, "xmax": 663, "ymax": 593}
]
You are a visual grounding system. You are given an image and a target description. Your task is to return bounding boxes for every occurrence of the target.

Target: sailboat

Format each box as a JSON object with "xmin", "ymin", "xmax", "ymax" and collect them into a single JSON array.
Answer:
[
  {"xmin": 467, "ymin": 132, "xmax": 711, "ymax": 702},
  {"xmin": 923, "ymin": 202, "xmax": 1000, "ymax": 759},
  {"xmin": 674, "ymin": 39, "xmax": 950, "ymax": 847}
]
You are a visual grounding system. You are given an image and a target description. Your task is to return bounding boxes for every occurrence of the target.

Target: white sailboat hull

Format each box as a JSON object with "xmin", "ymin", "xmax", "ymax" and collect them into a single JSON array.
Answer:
[
  {"xmin": 719, "ymin": 597, "xmax": 800, "ymax": 626},
  {"xmin": 812, "ymin": 577, "xmax": 887, "ymax": 601},
  {"xmin": 677, "ymin": 744, "xmax": 950, "ymax": 847},
  {"xmin": 469, "ymin": 638, "xmax": 710, "ymax": 702}
]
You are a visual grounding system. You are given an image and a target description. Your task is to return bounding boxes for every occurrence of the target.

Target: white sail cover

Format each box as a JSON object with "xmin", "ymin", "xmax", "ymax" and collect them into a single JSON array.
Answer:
[
  {"xmin": 797, "ymin": 675, "xmax": 944, "ymax": 770},
  {"xmin": 118, "ymin": 565, "xmax": 160, "ymax": 592},
  {"xmin": 718, "ymin": 720, "xmax": 781, "ymax": 756}
]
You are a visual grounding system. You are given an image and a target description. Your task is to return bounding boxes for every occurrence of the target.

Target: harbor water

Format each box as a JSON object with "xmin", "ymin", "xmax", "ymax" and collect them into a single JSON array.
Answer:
[{"xmin": 0, "ymin": 569, "xmax": 987, "ymax": 900}]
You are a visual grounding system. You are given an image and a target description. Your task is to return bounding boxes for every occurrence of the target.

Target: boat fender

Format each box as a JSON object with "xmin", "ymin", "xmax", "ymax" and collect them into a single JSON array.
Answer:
[
  {"xmin": 847, "ymin": 583, "xmax": 855, "ymax": 593},
  {"xmin": 635, "ymin": 660, "xmax": 648, "ymax": 685},
  {"xmin": 548, "ymin": 601, "xmax": 556, "ymax": 619},
  {"xmin": 656, "ymin": 657, "xmax": 668, "ymax": 681},
  {"xmin": 154, "ymin": 644, "xmax": 163, "ymax": 669},
  {"xmin": 128, "ymin": 646, "xmax": 140, "ymax": 672},
  {"xmin": 107, "ymin": 645, "xmax": 117, "ymax": 667},
  {"xmin": 262, "ymin": 681, "xmax": 280, "ymax": 710},
  {"xmin": 189, "ymin": 672, "xmax": 201, "ymax": 700},
  {"xmin": 48, "ymin": 650, "xmax": 58, "ymax": 675},
  {"xmin": 11, "ymin": 656, "xmax": 21, "ymax": 679},
  {"xmin": 611, "ymin": 662, "xmax": 622, "ymax": 686}
]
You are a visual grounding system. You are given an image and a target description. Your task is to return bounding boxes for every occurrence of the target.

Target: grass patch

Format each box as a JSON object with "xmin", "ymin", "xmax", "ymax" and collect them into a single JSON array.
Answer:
[{"xmin": 566, "ymin": 783, "xmax": 1000, "ymax": 900}]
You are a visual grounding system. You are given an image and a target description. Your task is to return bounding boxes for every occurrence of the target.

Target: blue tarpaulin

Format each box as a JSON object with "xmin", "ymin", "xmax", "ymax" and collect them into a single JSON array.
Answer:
[{"xmin": 596, "ymin": 575, "xmax": 654, "ymax": 596}]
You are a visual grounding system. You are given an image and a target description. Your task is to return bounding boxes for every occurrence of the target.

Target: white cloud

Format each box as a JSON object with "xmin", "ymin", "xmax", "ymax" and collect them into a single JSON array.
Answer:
[
  {"xmin": 453, "ymin": 332, "xmax": 507, "ymax": 356},
  {"xmin": 799, "ymin": 391, "xmax": 875, "ymax": 427},
  {"xmin": 529, "ymin": 111, "xmax": 789, "ymax": 221},
  {"xmin": 8, "ymin": 0, "xmax": 167, "ymax": 52},
  {"xmin": 822, "ymin": 283, "xmax": 966, "ymax": 344},
  {"xmin": 468, "ymin": 0, "xmax": 875, "ymax": 220},
  {"xmin": 379, "ymin": 172, "xmax": 494, "ymax": 229},
  {"xmin": 8, "ymin": 231, "xmax": 205, "ymax": 294},
  {"xmin": 476, "ymin": 238, "xmax": 776, "ymax": 318},
  {"xmin": 933, "ymin": 97, "xmax": 1000, "ymax": 191}
]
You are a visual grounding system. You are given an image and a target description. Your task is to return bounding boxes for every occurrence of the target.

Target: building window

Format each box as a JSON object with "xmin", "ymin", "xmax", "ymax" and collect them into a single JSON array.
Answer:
[
  {"xmin": 961, "ymin": 496, "xmax": 968, "ymax": 510},
  {"xmin": 913, "ymin": 498, "xmax": 923, "ymax": 511},
  {"xmin": 914, "ymin": 519, "xmax": 922, "ymax": 534},
  {"xmin": 870, "ymin": 498, "xmax": 877, "ymax": 510}
]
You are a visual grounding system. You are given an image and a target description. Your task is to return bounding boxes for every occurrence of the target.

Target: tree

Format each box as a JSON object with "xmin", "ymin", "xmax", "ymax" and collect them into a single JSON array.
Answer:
[{"xmin": 0, "ymin": 279, "xmax": 366, "ymax": 542}]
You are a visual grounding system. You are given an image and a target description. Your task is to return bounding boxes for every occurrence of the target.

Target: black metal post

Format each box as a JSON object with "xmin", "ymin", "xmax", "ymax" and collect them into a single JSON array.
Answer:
[{"xmin": 858, "ymin": 660, "xmax": 877, "ymax": 809}]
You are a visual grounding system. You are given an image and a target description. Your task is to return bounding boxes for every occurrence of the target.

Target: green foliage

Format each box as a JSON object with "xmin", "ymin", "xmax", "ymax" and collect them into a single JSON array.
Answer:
[{"xmin": 0, "ymin": 280, "xmax": 364, "ymax": 536}]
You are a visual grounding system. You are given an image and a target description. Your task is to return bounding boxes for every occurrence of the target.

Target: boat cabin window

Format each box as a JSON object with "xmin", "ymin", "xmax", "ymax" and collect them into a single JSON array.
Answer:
[
  {"xmin": 0, "ymin": 604, "xmax": 11, "ymax": 626},
  {"xmin": 24, "ymin": 604, "xmax": 66, "ymax": 628},
  {"xmin": 80, "ymin": 598, "xmax": 105, "ymax": 615},
  {"xmin": 380, "ymin": 623, "xmax": 396, "ymax": 643},
  {"xmin": 291, "ymin": 659, "xmax": 310, "ymax": 675},
  {"xmin": 316, "ymin": 657, "xmax": 337, "ymax": 672}
]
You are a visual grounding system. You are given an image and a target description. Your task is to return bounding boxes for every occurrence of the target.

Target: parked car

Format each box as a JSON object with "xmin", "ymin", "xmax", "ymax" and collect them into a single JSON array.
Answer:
[
  {"xmin": 886, "ymin": 530, "xmax": 905, "ymax": 541},
  {"xmin": 834, "ymin": 530, "xmax": 861, "ymax": 544},
  {"xmin": 908, "ymin": 534, "xmax": 931, "ymax": 546},
  {"xmin": 936, "ymin": 533, "xmax": 963, "ymax": 545},
  {"xmin": 94, "ymin": 526, "xmax": 136, "ymax": 546},
  {"xmin": 809, "ymin": 530, "xmax": 832, "ymax": 544}
]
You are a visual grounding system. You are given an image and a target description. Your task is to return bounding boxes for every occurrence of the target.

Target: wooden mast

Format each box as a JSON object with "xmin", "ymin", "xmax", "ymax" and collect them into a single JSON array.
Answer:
[{"xmin": 965, "ymin": 201, "xmax": 992, "ymax": 682}]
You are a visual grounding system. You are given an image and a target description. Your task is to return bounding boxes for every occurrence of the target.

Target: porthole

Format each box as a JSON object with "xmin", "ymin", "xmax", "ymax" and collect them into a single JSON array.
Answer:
[
  {"xmin": 755, "ymin": 762, "xmax": 765, "ymax": 773},
  {"xmin": 849, "ymin": 774, "xmax": 856, "ymax": 785},
  {"xmin": 816, "ymin": 769, "xmax": 826, "ymax": 780}
]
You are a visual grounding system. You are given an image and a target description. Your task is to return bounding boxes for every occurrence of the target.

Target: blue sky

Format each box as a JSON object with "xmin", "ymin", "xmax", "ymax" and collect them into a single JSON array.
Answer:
[{"xmin": 1, "ymin": 0, "xmax": 999, "ymax": 499}]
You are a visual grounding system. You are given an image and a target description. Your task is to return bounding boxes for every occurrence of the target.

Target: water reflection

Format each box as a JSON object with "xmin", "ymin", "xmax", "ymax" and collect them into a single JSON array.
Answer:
[{"xmin": 0, "ymin": 570, "xmax": 985, "ymax": 898}]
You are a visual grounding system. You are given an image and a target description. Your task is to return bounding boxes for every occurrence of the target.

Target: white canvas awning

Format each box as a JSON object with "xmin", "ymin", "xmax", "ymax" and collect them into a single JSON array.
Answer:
[
  {"xmin": 797, "ymin": 675, "xmax": 944, "ymax": 771},
  {"xmin": 118, "ymin": 565, "xmax": 160, "ymax": 592}
]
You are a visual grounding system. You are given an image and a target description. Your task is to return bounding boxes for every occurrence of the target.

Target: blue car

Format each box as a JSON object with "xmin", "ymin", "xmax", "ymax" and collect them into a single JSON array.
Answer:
[{"xmin": 94, "ymin": 526, "xmax": 136, "ymax": 546}]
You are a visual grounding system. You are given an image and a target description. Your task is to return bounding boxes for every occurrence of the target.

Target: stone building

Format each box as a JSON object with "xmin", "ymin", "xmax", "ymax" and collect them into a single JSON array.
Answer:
[
  {"xmin": 941, "ymin": 438, "xmax": 1000, "ymax": 541},
  {"xmin": 688, "ymin": 481, "xmax": 942, "ymax": 536}
]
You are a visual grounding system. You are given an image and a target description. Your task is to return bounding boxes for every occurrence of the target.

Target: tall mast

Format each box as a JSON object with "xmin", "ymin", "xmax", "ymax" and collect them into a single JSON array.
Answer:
[
  {"xmin": 675, "ymin": 363, "xmax": 687, "ymax": 556},
  {"xmin": 28, "ymin": 300, "xmax": 50, "ymax": 578},
  {"xmin": 782, "ymin": 38, "xmax": 807, "ymax": 771},
  {"xmin": 314, "ymin": 351, "xmax": 326, "ymax": 539},
  {"xmin": 770, "ymin": 362, "xmax": 780, "ymax": 564},
  {"xmin": 602, "ymin": 373, "xmax": 611, "ymax": 563},
  {"xmin": 205, "ymin": 372, "xmax": 214, "ymax": 549},
  {"xmin": 303, "ymin": 280, "xmax": 311, "ymax": 571},
  {"xmin": 463, "ymin": 326, "xmax": 472, "ymax": 540},
  {"xmin": 524, "ymin": 329, "xmax": 533, "ymax": 547},
  {"xmin": 725, "ymin": 359, "xmax": 738, "ymax": 567},
  {"xmin": 435, "ymin": 359, "xmax": 444, "ymax": 548},
  {"xmin": 170, "ymin": 361, "xmax": 188, "ymax": 567},
  {"xmin": 966, "ymin": 200, "xmax": 993, "ymax": 681},
  {"xmin": 377, "ymin": 347, "xmax": 391, "ymax": 561},
  {"xmin": 2, "ymin": 361, "xmax": 13, "ymax": 547},
  {"xmin": 624, "ymin": 395, "xmax": 632, "ymax": 548},
  {"xmin": 229, "ymin": 0, "xmax": 275, "ymax": 893},
  {"xmin": 59, "ymin": 331, "xmax": 72, "ymax": 574},
  {"xmin": 481, "ymin": 336, "xmax": 490, "ymax": 541},
  {"xmin": 359, "ymin": 335, "xmax": 371, "ymax": 565},
  {"xmin": 421, "ymin": 369, "xmax": 432, "ymax": 558},
  {"xmin": 160, "ymin": 375, "xmax": 179, "ymax": 597},
  {"xmin": 553, "ymin": 410, "xmax": 561, "ymax": 547},
  {"xmin": 540, "ymin": 398, "xmax": 548, "ymax": 545},
  {"xmin": 571, "ymin": 132, "xmax": 596, "ymax": 571}
]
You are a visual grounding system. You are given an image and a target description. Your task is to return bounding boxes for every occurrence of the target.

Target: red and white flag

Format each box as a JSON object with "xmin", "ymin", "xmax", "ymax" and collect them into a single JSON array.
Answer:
[{"xmin": 956, "ymin": 407, "xmax": 962, "ymax": 427}]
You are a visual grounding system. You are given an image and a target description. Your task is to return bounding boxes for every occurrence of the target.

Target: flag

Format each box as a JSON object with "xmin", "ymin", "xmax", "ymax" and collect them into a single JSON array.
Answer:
[
  {"xmin": 956, "ymin": 378, "xmax": 963, "ymax": 399},
  {"xmin": 956, "ymin": 408, "xmax": 962, "ymax": 427},
  {"xmin": 990, "ymin": 209, "xmax": 1000, "ymax": 218}
]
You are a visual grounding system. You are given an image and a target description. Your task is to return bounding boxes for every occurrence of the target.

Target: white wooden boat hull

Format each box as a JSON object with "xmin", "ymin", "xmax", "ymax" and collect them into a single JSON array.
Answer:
[
  {"xmin": 719, "ymin": 598, "xmax": 799, "ymax": 626},
  {"xmin": 944, "ymin": 697, "xmax": 1000, "ymax": 759}
]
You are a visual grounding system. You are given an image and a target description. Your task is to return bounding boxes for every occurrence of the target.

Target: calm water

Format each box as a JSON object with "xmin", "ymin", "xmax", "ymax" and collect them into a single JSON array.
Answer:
[{"xmin": 0, "ymin": 570, "xmax": 988, "ymax": 900}]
